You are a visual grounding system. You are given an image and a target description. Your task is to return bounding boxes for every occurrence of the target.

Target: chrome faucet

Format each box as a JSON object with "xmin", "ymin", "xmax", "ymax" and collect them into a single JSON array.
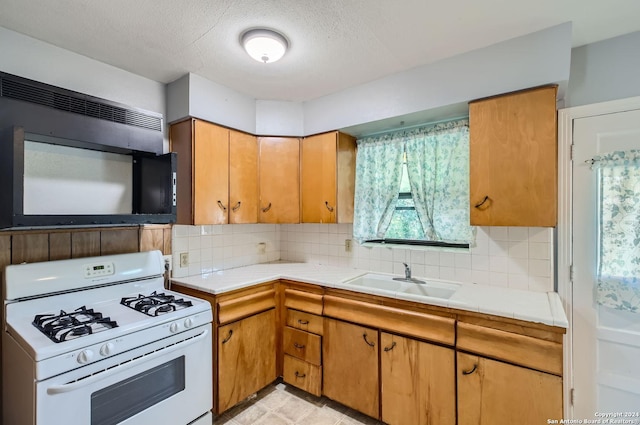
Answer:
[
  {"xmin": 393, "ymin": 262, "xmax": 425, "ymax": 284},
  {"xmin": 403, "ymin": 262, "xmax": 411, "ymax": 279}
]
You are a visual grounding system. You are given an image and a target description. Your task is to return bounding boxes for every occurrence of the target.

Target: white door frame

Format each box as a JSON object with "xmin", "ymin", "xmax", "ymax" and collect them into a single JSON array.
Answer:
[{"xmin": 557, "ymin": 95, "xmax": 640, "ymax": 417}]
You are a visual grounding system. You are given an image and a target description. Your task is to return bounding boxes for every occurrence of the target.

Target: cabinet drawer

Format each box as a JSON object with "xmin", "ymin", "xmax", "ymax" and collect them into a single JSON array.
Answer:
[
  {"xmin": 457, "ymin": 321, "xmax": 563, "ymax": 376},
  {"xmin": 217, "ymin": 288, "xmax": 276, "ymax": 325},
  {"xmin": 324, "ymin": 295, "xmax": 455, "ymax": 346},
  {"xmin": 284, "ymin": 288, "xmax": 323, "ymax": 315},
  {"xmin": 283, "ymin": 326, "xmax": 322, "ymax": 365},
  {"xmin": 286, "ymin": 309, "xmax": 323, "ymax": 335},
  {"xmin": 283, "ymin": 354, "xmax": 322, "ymax": 397}
]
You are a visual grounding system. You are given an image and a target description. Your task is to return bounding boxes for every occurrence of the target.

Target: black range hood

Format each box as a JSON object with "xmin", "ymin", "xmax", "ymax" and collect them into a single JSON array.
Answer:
[{"xmin": 0, "ymin": 72, "xmax": 176, "ymax": 229}]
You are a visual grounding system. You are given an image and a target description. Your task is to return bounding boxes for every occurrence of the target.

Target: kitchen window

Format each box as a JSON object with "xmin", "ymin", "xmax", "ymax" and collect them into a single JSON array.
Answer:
[{"xmin": 353, "ymin": 119, "xmax": 473, "ymax": 248}]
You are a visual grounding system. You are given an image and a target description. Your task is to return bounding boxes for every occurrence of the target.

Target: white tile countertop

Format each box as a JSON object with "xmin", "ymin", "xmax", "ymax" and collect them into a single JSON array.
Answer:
[{"xmin": 171, "ymin": 262, "xmax": 568, "ymax": 328}]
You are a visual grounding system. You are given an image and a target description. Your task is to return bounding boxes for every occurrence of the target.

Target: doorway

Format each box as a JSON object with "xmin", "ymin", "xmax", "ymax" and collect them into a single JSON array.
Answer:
[{"xmin": 558, "ymin": 97, "xmax": 640, "ymax": 419}]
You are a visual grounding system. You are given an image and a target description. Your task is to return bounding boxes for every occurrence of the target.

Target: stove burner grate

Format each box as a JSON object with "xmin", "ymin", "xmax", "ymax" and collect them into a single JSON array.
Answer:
[
  {"xmin": 32, "ymin": 306, "xmax": 118, "ymax": 343},
  {"xmin": 120, "ymin": 291, "xmax": 193, "ymax": 317}
]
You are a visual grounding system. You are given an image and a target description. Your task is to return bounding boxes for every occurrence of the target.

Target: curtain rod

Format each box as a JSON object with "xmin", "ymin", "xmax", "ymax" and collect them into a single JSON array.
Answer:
[{"xmin": 358, "ymin": 115, "xmax": 469, "ymax": 139}]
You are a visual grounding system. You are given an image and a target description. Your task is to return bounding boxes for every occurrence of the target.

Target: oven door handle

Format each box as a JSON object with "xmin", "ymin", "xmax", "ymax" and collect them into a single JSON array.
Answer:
[{"xmin": 46, "ymin": 328, "xmax": 209, "ymax": 395}]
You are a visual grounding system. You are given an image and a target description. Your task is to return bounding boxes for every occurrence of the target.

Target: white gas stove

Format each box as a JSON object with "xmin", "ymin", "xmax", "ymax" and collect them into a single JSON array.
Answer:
[{"xmin": 2, "ymin": 250, "xmax": 213, "ymax": 425}]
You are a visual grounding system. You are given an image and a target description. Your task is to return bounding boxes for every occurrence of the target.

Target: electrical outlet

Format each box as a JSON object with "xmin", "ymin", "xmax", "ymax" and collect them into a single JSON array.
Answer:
[
  {"xmin": 345, "ymin": 239, "xmax": 352, "ymax": 253},
  {"xmin": 179, "ymin": 252, "xmax": 189, "ymax": 268},
  {"xmin": 257, "ymin": 242, "xmax": 266, "ymax": 254}
]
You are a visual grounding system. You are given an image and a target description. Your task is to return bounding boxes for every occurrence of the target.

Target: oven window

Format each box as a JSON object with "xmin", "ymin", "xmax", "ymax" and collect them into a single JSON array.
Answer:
[{"xmin": 91, "ymin": 356, "xmax": 185, "ymax": 425}]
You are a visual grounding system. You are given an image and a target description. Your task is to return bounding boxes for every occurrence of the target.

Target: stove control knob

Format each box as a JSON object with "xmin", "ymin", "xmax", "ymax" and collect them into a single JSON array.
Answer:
[
  {"xmin": 170, "ymin": 322, "xmax": 180, "ymax": 333},
  {"xmin": 99, "ymin": 342, "xmax": 115, "ymax": 357},
  {"xmin": 77, "ymin": 349, "xmax": 94, "ymax": 364},
  {"xmin": 184, "ymin": 318, "xmax": 194, "ymax": 328}
]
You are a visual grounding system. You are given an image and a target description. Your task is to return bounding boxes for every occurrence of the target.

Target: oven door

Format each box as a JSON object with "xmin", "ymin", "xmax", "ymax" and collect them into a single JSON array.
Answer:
[{"xmin": 36, "ymin": 324, "xmax": 212, "ymax": 425}]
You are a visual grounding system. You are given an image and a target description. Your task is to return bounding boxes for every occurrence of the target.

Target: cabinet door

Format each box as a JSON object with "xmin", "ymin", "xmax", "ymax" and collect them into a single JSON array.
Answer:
[
  {"xmin": 301, "ymin": 133, "xmax": 337, "ymax": 223},
  {"xmin": 323, "ymin": 318, "xmax": 379, "ymax": 419},
  {"xmin": 381, "ymin": 333, "xmax": 455, "ymax": 425},
  {"xmin": 258, "ymin": 137, "xmax": 300, "ymax": 223},
  {"xmin": 457, "ymin": 352, "xmax": 562, "ymax": 425},
  {"xmin": 194, "ymin": 120, "xmax": 229, "ymax": 224},
  {"xmin": 469, "ymin": 86, "xmax": 557, "ymax": 226},
  {"xmin": 217, "ymin": 309, "xmax": 276, "ymax": 413},
  {"xmin": 229, "ymin": 130, "xmax": 258, "ymax": 224}
]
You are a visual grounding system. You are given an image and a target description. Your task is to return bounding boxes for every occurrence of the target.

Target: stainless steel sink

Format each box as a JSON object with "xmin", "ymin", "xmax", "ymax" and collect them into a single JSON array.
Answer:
[{"xmin": 344, "ymin": 273, "xmax": 459, "ymax": 299}]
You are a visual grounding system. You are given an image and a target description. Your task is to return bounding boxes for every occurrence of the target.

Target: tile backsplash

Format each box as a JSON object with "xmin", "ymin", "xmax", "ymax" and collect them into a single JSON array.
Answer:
[{"xmin": 172, "ymin": 223, "xmax": 554, "ymax": 292}]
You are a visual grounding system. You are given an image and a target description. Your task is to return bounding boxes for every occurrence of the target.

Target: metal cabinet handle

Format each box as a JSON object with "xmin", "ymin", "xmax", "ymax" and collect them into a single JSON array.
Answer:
[
  {"xmin": 294, "ymin": 342, "xmax": 305, "ymax": 349},
  {"xmin": 217, "ymin": 200, "xmax": 227, "ymax": 212},
  {"xmin": 362, "ymin": 333, "xmax": 375, "ymax": 347},
  {"xmin": 232, "ymin": 201, "xmax": 241, "ymax": 212},
  {"xmin": 222, "ymin": 330, "xmax": 233, "ymax": 344},
  {"xmin": 474, "ymin": 196, "xmax": 490, "ymax": 209},
  {"xmin": 297, "ymin": 319, "xmax": 309, "ymax": 325},
  {"xmin": 462, "ymin": 364, "xmax": 477, "ymax": 375},
  {"xmin": 261, "ymin": 202, "xmax": 272, "ymax": 213},
  {"xmin": 325, "ymin": 201, "xmax": 334, "ymax": 212},
  {"xmin": 295, "ymin": 371, "xmax": 306, "ymax": 378},
  {"xmin": 383, "ymin": 341, "xmax": 396, "ymax": 352}
]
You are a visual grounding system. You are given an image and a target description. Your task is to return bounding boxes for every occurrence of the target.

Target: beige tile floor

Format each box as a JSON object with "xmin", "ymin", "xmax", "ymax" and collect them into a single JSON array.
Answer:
[{"xmin": 213, "ymin": 382, "xmax": 384, "ymax": 425}]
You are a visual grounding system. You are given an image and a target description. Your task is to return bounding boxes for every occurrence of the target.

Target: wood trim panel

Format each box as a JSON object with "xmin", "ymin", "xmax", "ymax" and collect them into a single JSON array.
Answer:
[
  {"xmin": 324, "ymin": 294, "xmax": 455, "ymax": 346},
  {"xmin": 283, "ymin": 355, "xmax": 322, "ymax": 397},
  {"xmin": 12, "ymin": 233, "xmax": 49, "ymax": 264},
  {"xmin": 100, "ymin": 228, "xmax": 139, "ymax": 255},
  {"xmin": 283, "ymin": 326, "xmax": 322, "ymax": 365},
  {"xmin": 139, "ymin": 227, "xmax": 164, "ymax": 253},
  {"xmin": 217, "ymin": 288, "xmax": 276, "ymax": 325},
  {"xmin": 286, "ymin": 309, "xmax": 324, "ymax": 335},
  {"xmin": 457, "ymin": 314, "xmax": 565, "ymax": 343},
  {"xmin": 283, "ymin": 288, "xmax": 323, "ymax": 315},
  {"xmin": 457, "ymin": 321, "xmax": 563, "ymax": 376},
  {"xmin": 49, "ymin": 232, "xmax": 71, "ymax": 260},
  {"xmin": 71, "ymin": 231, "xmax": 101, "ymax": 258}
]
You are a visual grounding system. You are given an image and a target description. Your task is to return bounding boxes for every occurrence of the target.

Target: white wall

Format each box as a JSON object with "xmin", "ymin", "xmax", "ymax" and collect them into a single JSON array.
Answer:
[
  {"xmin": 303, "ymin": 23, "xmax": 572, "ymax": 135},
  {"xmin": 166, "ymin": 23, "xmax": 572, "ymax": 137},
  {"xmin": 567, "ymin": 31, "xmax": 640, "ymax": 107},
  {"xmin": 256, "ymin": 100, "xmax": 304, "ymax": 136}
]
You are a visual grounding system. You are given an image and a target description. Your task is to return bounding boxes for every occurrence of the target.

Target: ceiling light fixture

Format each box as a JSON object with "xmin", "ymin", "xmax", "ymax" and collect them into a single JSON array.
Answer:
[{"xmin": 241, "ymin": 28, "xmax": 288, "ymax": 64}]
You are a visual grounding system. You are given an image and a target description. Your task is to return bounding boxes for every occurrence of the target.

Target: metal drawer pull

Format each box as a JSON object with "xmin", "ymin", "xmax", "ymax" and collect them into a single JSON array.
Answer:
[
  {"xmin": 217, "ymin": 200, "xmax": 227, "ymax": 212},
  {"xmin": 383, "ymin": 341, "xmax": 396, "ymax": 352},
  {"xmin": 324, "ymin": 201, "xmax": 334, "ymax": 212},
  {"xmin": 474, "ymin": 196, "xmax": 490, "ymax": 208},
  {"xmin": 295, "ymin": 371, "xmax": 306, "ymax": 378},
  {"xmin": 222, "ymin": 330, "xmax": 233, "ymax": 344},
  {"xmin": 362, "ymin": 333, "xmax": 375, "ymax": 347},
  {"xmin": 294, "ymin": 342, "xmax": 305, "ymax": 349},
  {"xmin": 232, "ymin": 201, "xmax": 241, "ymax": 212},
  {"xmin": 261, "ymin": 202, "xmax": 272, "ymax": 212},
  {"xmin": 297, "ymin": 319, "xmax": 309, "ymax": 325},
  {"xmin": 462, "ymin": 364, "xmax": 477, "ymax": 375}
]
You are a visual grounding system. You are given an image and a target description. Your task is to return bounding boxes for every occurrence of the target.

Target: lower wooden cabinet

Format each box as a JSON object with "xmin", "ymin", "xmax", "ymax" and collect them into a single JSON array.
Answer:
[
  {"xmin": 457, "ymin": 351, "xmax": 563, "ymax": 425},
  {"xmin": 283, "ymin": 354, "xmax": 322, "ymax": 396},
  {"xmin": 217, "ymin": 308, "xmax": 277, "ymax": 413},
  {"xmin": 322, "ymin": 318, "xmax": 379, "ymax": 419},
  {"xmin": 380, "ymin": 333, "xmax": 456, "ymax": 425}
]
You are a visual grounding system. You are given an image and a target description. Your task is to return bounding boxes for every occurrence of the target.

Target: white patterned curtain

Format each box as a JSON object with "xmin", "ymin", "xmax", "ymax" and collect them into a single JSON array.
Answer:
[
  {"xmin": 405, "ymin": 120, "xmax": 473, "ymax": 243},
  {"xmin": 594, "ymin": 150, "xmax": 640, "ymax": 313},
  {"xmin": 352, "ymin": 135, "xmax": 404, "ymax": 243}
]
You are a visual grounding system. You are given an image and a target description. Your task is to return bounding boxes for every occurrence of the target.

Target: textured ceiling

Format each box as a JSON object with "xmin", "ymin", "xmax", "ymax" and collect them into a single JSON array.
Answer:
[{"xmin": 1, "ymin": 0, "xmax": 640, "ymax": 102}]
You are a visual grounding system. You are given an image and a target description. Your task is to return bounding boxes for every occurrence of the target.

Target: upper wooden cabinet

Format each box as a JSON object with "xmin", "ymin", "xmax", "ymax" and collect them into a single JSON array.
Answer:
[
  {"xmin": 469, "ymin": 86, "xmax": 558, "ymax": 226},
  {"xmin": 301, "ymin": 131, "xmax": 356, "ymax": 223},
  {"xmin": 258, "ymin": 137, "xmax": 300, "ymax": 223},
  {"xmin": 170, "ymin": 119, "xmax": 257, "ymax": 225}
]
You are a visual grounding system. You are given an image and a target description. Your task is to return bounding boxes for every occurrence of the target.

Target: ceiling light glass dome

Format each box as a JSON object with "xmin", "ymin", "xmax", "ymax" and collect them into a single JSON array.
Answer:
[{"xmin": 241, "ymin": 28, "xmax": 288, "ymax": 64}]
